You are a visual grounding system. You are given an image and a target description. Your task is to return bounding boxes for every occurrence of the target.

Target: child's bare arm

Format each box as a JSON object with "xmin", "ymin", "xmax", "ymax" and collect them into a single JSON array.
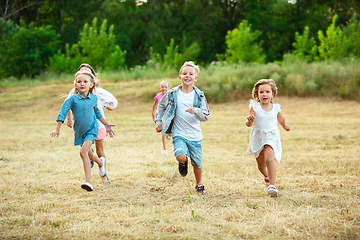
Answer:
[
  {"xmin": 246, "ymin": 107, "xmax": 255, "ymax": 127},
  {"xmin": 277, "ymin": 112, "xmax": 290, "ymax": 131},
  {"xmin": 66, "ymin": 111, "xmax": 73, "ymax": 128},
  {"xmin": 98, "ymin": 117, "xmax": 115, "ymax": 137},
  {"xmin": 152, "ymin": 100, "xmax": 158, "ymax": 122},
  {"xmin": 50, "ymin": 121, "xmax": 63, "ymax": 137}
]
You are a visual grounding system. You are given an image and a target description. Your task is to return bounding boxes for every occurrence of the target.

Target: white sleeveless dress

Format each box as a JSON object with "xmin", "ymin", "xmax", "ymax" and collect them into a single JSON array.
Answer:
[{"xmin": 246, "ymin": 99, "xmax": 282, "ymax": 163}]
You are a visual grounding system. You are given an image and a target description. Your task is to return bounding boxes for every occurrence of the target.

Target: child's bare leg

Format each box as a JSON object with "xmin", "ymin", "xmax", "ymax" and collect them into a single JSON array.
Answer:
[
  {"xmin": 162, "ymin": 135, "xmax": 167, "ymax": 150},
  {"xmin": 88, "ymin": 147, "xmax": 102, "ymax": 167},
  {"xmin": 95, "ymin": 139, "xmax": 108, "ymax": 183},
  {"xmin": 192, "ymin": 163, "xmax": 202, "ymax": 186},
  {"xmin": 176, "ymin": 153, "xmax": 187, "ymax": 163},
  {"xmin": 263, "ymin": 145, "xmax": 276, "ymax": 185},
  {"xmin": 80, "ymin": 140, "xmax": 94, "ymax": 183},
  {"xmin": 95, "ymin": 139, "xmax": 105, "ymax": 158},
  {"xmin": 256, "ymin": 151, "xmax": 268, "ymax": 177}
]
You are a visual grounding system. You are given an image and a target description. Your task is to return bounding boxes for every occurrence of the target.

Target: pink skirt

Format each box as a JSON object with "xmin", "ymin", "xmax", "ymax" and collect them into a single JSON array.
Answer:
[{"xmin": 95, "ymin": 128, "xmax": 107, "ymax": 140}]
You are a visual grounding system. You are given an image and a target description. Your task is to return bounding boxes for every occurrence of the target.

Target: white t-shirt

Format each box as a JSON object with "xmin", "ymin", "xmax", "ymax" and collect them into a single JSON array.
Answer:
[{"xmin": 172, "ymin": 90, "xmax": 202, "ymax": 141}]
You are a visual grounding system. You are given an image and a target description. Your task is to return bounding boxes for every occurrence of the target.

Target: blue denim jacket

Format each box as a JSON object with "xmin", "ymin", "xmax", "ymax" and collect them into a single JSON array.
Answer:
[{"xmin": 155, "ymin": 85, "xmax": 211, "ymax": 136}]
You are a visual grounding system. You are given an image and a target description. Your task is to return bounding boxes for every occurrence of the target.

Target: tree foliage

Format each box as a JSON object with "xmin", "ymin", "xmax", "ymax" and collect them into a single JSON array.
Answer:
[
  {"xmin": 0, "ymin": 21, "xmax": 59, "ymax": 78},
  {"xmin": 318, "ymin": 15, "xmax": 344, "ymax": 60},
  {"xmin": 49, "ymin": 18, "xmax": 126, "ymax": 73},
  {"xmin": 0, "ymin": 0, "xmax": 360, "ymax": 79},
  {"xmin": 220, "ymin": 20, "xmax": 265, "ymax": 64},
  {"xmin": 292, "ymin": 26, "xmax": 319, "ymax": 62}
]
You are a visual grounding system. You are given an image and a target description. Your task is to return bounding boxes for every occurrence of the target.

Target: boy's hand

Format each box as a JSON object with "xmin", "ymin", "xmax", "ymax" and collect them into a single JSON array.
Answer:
[
  {"xmin": 284, "ymin": 124, "xmax": 291, "ymax": 131},
  {"xmin": 156, "ymin": 124, "xmax": 162, "ymax": 132},
  {"xmin": 185, "ymin": 107, "xmax": 195, "ymax": 114},
  {"xmin": 105, "ymin": 124, "xmax": 115, "ymax": 137},
  {"xmin": 50, "ymin": 130, "xmax": 60, "ymax": 137}
]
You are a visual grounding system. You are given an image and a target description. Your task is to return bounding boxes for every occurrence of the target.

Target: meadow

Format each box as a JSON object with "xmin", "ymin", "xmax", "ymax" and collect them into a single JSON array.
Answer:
[{"xmin": 0, "ymin": 78, "xmax": 359, "ymax": 239}]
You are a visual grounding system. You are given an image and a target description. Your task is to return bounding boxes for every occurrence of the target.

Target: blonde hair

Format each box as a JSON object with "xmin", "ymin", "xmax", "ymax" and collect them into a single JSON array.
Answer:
[
  {"xmin": 252, "ymin": 79, "xmax": 278, "ymax": 102},
  {"xmin": 73, "ymin": 71, "xmax": 97, "ymax": 95},
  {"xmin": 160, "ymin": 80, "xmax": 170, "ymax": 87},
  {"xmin": 179, "ymin": 61, "xmax": 200, "ymax": 75},
  {"xmin": 78, "ymin": 63, "xmax": 100, "ymax": 87}
]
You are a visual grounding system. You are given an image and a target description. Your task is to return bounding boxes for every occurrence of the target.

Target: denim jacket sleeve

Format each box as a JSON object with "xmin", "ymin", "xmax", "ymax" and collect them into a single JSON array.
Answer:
[
  {"xmin": 194, "ymin": 92, "xmax": 211, "ymax": 122},
  {"xmin": 194, "ymin": 89, "xmax": 211, "ymax": 122}
]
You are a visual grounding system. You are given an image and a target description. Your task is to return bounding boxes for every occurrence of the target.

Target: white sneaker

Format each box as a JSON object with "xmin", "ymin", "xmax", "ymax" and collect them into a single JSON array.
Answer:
[
  {"xmin": 161, "ymin": 150, "xmax": 168, "ymax": 154},
  {"xmin": 81, "ymin": 182, "xmax": 93, "ymax": 191},
  {"xmin": 267, "ymin": 185, "xmax": 278, "ymax": 197},
  {"xmin": 98, "ymin": 157, "xmax": 106, "ymax": 177}
]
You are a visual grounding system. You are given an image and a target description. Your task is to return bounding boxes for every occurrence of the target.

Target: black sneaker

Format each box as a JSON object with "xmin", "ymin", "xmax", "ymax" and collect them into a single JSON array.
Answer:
[
  {"xmin": 178, "ymin": 160, "xmax": 188, "ymax": 177},
  {"xmin": 195, "ymin": 185, "xmax": 205, "ymax": 194}
]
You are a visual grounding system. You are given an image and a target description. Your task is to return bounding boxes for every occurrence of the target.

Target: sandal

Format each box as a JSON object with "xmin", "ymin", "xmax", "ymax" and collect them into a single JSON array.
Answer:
[
  {"xmin": 267, "ymin": 185, "xmax": 278, "ymax": 197},
  {"xmin": 264, "ymin": 176, "xmax": 270, "ymax": 187}
]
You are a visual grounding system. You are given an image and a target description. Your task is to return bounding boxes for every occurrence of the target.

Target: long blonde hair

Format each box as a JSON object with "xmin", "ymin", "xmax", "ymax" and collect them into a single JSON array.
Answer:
[
  {"xmin": 252, "ymin": 79, "xmax": 278, "ymax": 102},
  {"xmin": 73, "ymin": 71, "xmax": 97, "ymax": 95}
]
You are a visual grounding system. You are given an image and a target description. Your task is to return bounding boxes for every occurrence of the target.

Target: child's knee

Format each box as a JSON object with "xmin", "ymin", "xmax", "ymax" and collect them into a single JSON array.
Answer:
[
  {"xmin": 79, "ymin": 149, "xmax": 88, "ymax": 159},
  {"xmin": 176, "ymin": 153, "xmax": 187, "ymax": 162}
]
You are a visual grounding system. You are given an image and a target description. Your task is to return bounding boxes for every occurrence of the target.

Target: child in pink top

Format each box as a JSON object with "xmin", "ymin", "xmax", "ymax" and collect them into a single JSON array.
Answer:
[{"xmin": 152, "ymin": 81, "xmax": 170, "ymax": 154}]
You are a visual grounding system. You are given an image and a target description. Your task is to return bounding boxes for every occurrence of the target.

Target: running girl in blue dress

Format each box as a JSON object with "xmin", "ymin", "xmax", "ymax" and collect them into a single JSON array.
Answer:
[{"xmin": 50, "ymin": 71, "xmax": 115, "ymax": 191}]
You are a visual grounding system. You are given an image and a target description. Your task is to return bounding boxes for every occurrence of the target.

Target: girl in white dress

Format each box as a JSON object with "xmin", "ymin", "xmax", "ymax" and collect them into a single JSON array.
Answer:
[{"xmin": 246, "ymin": 79, "xmax": 290, "ymax": 197}]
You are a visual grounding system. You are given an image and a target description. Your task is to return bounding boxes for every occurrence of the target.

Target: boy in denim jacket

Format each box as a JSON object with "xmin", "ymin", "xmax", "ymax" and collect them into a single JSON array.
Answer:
[{"xmin": 155, "ymin": 61, "xmax": 211, "ymax": 193}]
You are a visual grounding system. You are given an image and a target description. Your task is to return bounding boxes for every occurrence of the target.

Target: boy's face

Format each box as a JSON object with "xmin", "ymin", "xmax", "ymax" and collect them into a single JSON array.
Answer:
[
  {"xmin": 160, "ymin": 82, "xmax": 169, "ymax": 94},
  {"xmin": 179, "ymin": 66, "xmax": 198, "ymax": 87}
]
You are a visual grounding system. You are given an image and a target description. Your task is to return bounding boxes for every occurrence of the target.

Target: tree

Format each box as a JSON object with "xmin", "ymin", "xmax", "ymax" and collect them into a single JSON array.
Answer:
[
  {"xmin": 0, "ymin": 21, "xmax": 59, "ymax": 78},
  {"xmin": 219, "ymin": 20, "xmax": 265, "ymax": 63},
  {"xmin": 318, "ymin": 15, "xmax": 345, "ymax": 60},
  {"xmin": 49, "ymin": 18, "xmax": 126, "ymax": 73},
  {"xmin": 292, "ymin": 26, "xmax": 318, "ymax": 62}
]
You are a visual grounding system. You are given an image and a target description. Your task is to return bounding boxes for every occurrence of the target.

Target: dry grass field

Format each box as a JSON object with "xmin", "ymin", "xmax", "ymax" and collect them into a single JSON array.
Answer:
[{"xmin": 0, "ymin": 79, "xmax": 359, "ymax": 239}]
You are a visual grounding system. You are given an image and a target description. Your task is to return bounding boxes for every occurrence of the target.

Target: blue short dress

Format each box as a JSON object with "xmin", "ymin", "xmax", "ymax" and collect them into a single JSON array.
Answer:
[{"xmin": 56, "ymin": 92, "xmax": 103, "ymax": 146}]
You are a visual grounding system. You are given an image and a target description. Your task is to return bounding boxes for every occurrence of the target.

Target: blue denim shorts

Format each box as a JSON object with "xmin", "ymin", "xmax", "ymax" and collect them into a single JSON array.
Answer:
[{"xmin": 172, "ymin": 136, "xmax": 203, "ymax": 168}]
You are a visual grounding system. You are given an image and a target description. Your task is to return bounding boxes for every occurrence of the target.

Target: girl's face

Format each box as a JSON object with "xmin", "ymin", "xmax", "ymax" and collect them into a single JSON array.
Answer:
[
  {"xmin": 75, "ymin": 74, "xmax": 93, "ymax": 97},
  {"xmin": 160, "ymin": 82, "xmax": 169, "ymax": 94},
  {"xmin": 179, "ymin": 66, "xmax": 198, "ymax": 87},
  {"xmin": 258, "ymin": 84, "xmax": 273, "ymax": 104}
]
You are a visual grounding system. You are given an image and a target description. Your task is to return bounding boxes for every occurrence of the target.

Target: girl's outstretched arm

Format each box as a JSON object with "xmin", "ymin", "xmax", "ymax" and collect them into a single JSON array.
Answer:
[
  {"xmin": 277, "ymin": 112, "xmax": 290, "ymax": 131},
  {"xmin": 246, "ymin": 107, "xmax": 255, "ymax": 127},
  {"xmin": 98, "ymin": 117, "xmax": 115, "ymax": 137},
  {"xmin": 50, "ymin": 121, "xmax": 63, "ymax": 137}
]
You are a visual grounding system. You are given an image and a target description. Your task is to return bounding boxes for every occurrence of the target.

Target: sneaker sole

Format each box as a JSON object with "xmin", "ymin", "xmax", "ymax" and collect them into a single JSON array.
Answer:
[
  {"xmin": 81, "ymin": 184, "xmax": 93, "ymax": 191},
  {"xmin": 268, "ymin": 189, "xmax": 278, "ymax": 197}
]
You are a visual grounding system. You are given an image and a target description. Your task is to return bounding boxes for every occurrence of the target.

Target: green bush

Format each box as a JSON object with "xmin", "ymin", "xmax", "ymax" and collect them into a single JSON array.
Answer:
[
  {"xmin": 218, "ymin": 20, "xmax": 265, "ymax": 64},
  {"xmin": 0, "ymin": 21, "xmax": 59, "ymax": 79},
  {"xmin": 49, "ymin": 18, "xmax": 126, "ymax": 73},
  {"xmin": 148, "ymin": 39, "xmax": 200, "ymax": 70},
  {"xmin": 291, "ymin": 26, "xmax": 319, "ymax": 62},
  {"xmin": 318, "ymin": 15, "xmax": 345, "ymax": 60}
]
